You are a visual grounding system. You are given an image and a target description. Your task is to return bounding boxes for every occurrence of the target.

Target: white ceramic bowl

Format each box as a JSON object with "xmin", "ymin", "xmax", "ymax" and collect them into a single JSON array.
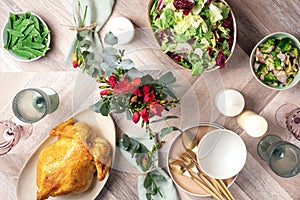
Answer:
[
  {"xmin": 2, "ymin": 12, "xmax": 50, "ymax": 62},
  {"xmin": 197, "ymin": 129, "xmax": 247, "ymax": 179},
  {"xmin": 250, "ymin": 32, "xmax": 300, "ymax": 90},
  {"xmin": 167, "ymin": 123, "xmax": 237, "ymax": 196}
]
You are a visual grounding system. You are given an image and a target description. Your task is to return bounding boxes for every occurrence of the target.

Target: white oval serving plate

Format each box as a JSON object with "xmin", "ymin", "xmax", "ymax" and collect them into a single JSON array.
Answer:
[{"xmin": 16, "ymin": 108, "xmax": 116, "ymax": 200}]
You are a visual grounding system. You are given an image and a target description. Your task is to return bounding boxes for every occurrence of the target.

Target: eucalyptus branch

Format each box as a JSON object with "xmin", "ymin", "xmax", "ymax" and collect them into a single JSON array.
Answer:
[{"xmin": 71, "ymin": 4, "xmax": 181, "ymax": 200}]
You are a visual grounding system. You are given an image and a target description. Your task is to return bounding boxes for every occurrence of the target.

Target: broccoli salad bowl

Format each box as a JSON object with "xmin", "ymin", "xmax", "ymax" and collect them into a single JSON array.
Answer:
[
  {"xmin": 148, "ymin": 0, "xmax": 237, "ymax": 76},
  {"xmin": 250, "ymin": 32, "xmax": 300, "ymax": 90}
]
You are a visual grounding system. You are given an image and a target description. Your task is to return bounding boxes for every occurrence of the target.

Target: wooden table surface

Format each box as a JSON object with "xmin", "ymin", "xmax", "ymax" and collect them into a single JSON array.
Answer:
[{"xmin": 0, "ymin": 0, "xmax": 300, "ymax": 199}]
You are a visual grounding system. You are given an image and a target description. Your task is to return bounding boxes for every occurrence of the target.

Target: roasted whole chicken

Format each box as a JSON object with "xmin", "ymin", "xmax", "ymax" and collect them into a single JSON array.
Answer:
[{"xmin": 36, "ymin": 118, "xmax": 111, "ymax": 200}]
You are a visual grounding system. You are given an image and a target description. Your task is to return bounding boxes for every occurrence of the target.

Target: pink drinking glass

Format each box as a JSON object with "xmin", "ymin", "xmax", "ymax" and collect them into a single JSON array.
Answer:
[
  {"xmin": 275, "ymin": 103, "xmax": 300, "ymax": 141},
  {"xmin": 0, "ymin": 117, "xmax": 32, "ymax": 155}
]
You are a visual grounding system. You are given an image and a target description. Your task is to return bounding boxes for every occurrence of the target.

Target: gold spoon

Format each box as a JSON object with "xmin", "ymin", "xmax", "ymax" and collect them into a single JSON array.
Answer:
[
  {"xmin": 182, "ymin": 123, "xmax": 224, "ymax": 151},
  {"xmin": 169, "ymin": 159, "xmax": 222, "ymax": 200},
  {"xmin": 181, "ymin": 153, "xmax": 224, "ymax": 199},
  {"xmin": 182, "ymin": 130, "xmax": 198, "ymax": 150}
]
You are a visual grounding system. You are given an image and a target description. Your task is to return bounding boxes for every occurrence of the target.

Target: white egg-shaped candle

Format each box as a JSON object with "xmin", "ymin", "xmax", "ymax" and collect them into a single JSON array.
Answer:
[
  {"xmin": 105, "ymin": 17, "xmax": 135, "ymax": 45},
  {"xmin": 216, "ymin": 89, "xmax": 245, "ymax": 117},
  {"xmin": 237, "ymin": 110, "xmax": 268, "ymax": 137}
]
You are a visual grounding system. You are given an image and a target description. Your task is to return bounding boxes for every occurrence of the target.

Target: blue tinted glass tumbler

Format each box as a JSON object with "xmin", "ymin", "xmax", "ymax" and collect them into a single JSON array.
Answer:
[
  {"xmin": 257, "ymin": 135, "xmax": 300, "ymax": 178},
  {"xmin": 0, "ymin": 88, "xmax": 59, "ymax": 155},
  {"xmin": 12, "ymin": 88, "xmax": 59, "ymax": 123}
]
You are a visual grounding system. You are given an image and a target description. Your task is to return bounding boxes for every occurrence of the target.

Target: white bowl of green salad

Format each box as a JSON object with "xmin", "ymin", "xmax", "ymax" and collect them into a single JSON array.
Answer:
[
  {"xmin": 250, "ymin": 32, "xmax": 300, "ymax": 90},
  {"xmin": 2, "ymin": 12, "xmax": 50, "ymax": 62},
  {"xmin": 148, "ymin": 0, "xmax": 237, "ymax": 75}
]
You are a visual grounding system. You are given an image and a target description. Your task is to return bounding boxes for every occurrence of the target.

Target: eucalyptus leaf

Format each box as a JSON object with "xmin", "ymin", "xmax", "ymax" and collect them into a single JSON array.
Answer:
[
  {"xmin": 158, "ymin": 71, "xmax": 176, "ymax": 85},
  {"xmin": 104, "ymin": 65, "xmax": 116, "ymax": 77},
  {"xmin": 104, "ymin": 31, "xmax": 118, "ymax": 46},
  {"xmin": 122, "ymin": 134, "xmax": 131, "ymax": 150},
  {"xmin": 100, "ymin": 62, "xmax": 109, "ymax": 72},
  {"xmin": 102, "ymin": 47, "xmax": 119, "ymax": 63},
  {"xmin": 144, "ymin": 174, "xmax": 152, "ymax": 189},
  {"xmin": 89, "ymin": 100, "xmax": 104, "ymax": 113},
  {"xmin": 146, "ymin": 193, "xmax": 152, "ymax": 200},
  {"xmin": 103, "ymin": 46, "xmax": 119, "ymax": 56},
  {"xmin": 119, "ymin": 58, "xmax": 135, "ymax": 70},
  {"xmin": 120, "ymin": 134, "xmax": 149, "ymax": 154},
  {"xmin": 125, "ymin": 68, "xmax": 144, "ymax": 81},
  {"xmin": 169, "ymin": 83, "xmax": 182, "ymax": 88},
  {"xmin": 105, "ymin": 61, "xmax": 119, "ymax": 75},
  {"xmin": 160, "ymin": 126, "xmax": 182, "ymax": 138},
  {"xmin": 108, "ymin": 60, "xmax": 119, "ymax": 69},
  {"xmin": 88, "ymin": 67, "xmax": 99, "ymax": 78},
  {"xmin": 100, "ymin": 102, "xmax": 110, "ymax": 116},
  {"xmin": 135, "ymin": 153, "xmax": 143, "ymax": 166},
  {"xmin": 141, "ymin": 74, "xmax": 155, "ymax": 85},
  {"xmin": 89, "ymin": 63, "xmax": 104, "ymax": 77},
  {"xmin": 79, "ymin": 39, "xmax": 91, "ymax": 49},
  {"xmin": 130, "ymin": 143, "xmax": 140, "ymax": 157},
  {"xmin": 84, "ymin": 51, "xmax": 94, "ymax": 61},
  {"xmin": 151, "ymin": 173, "xmax": 166, "ymax": 182},
  {"xmin": 162, "ymin": 87, "xmax": 177, "ymax": 98}
]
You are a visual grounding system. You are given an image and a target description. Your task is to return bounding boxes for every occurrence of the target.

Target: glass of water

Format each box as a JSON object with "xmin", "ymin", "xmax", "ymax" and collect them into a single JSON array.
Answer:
[
  {"xmin": 0, "ymin": 88, "xmax": 59, "ymax": 155},
  {"xmin": 257, "ymin": 135, "xmax": 300, "ymax": 178},
  {"xmin": 12, "ymin": 87, "xmax": 59, "ymax": 124}
]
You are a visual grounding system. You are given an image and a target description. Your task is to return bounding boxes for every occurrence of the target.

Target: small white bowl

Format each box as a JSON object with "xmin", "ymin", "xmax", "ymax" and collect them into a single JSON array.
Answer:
[
  {"xmin": 197, "ymin": 129, "xmax": 247, "ymax": 179},
  {"xmin": 2, "ymin": 12, "xmax": 50, "ymax": 62},
  {"xmin": 167, "ymin": 123, "xmax": 237, "ymax": 196},
  {"xmin": 250, "ymin": 32, "xmax": 300, "ymax": 90}
]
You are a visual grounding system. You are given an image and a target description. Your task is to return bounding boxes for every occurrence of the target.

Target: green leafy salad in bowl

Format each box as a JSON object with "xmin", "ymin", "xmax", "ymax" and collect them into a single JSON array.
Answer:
[
  {"xmin": 149, "ymin": 0, "xmax": 236, "ymax": 75},
  {"xmin": 250, "ymin": 32, "xmax": 300, "ymax": 90}
]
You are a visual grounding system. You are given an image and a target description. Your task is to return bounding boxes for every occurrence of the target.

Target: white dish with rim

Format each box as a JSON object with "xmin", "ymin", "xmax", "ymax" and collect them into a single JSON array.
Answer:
[
  {"xmin": 167, "ymin": 122, "xmax": 237, "ymax": 197},
  {"xmin": 16, "ymin": 108, "xmax": 116, "ymax": 200}
]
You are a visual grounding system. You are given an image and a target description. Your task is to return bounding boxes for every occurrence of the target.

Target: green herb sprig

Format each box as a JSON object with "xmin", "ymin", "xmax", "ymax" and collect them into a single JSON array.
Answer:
[{"xmin": 118, "ymin": 134, "xmax": 168, "ymax": 200}]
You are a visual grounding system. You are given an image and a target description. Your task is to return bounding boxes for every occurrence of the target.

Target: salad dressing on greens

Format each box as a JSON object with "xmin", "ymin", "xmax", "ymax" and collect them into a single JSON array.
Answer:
[{"xmin": 150, "ymin": 0, "xmax": 235, "ymax": 75}]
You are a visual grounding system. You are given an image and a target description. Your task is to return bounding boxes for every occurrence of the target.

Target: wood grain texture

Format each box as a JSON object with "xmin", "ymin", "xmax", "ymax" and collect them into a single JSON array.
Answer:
[{"xmin": 0, "ymin": 0, "xmax": 300, "ymax": 200}]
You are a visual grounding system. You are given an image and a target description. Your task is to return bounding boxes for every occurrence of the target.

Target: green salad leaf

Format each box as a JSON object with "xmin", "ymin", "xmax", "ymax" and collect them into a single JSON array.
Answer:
[{"xmin": 209, "ymin": 3, "xmax": 223, "ymax": 23}]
